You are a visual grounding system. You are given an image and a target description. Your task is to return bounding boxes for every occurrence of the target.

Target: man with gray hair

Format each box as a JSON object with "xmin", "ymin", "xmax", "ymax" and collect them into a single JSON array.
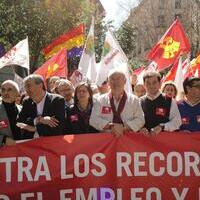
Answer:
[
  {"xmin": 17, "ymin": 74, "xmax": 66, "ymax": 138},
  {"xmin": 0, "ymin": 80, "xmax": 21, "ymax": 146},
  {"xmin": 90, "ymin": 68, "xmax": 145, "ymax": 136},
  {"xmin": 57, "ymin": 79, "xmax": 74, "ymax": 108}
]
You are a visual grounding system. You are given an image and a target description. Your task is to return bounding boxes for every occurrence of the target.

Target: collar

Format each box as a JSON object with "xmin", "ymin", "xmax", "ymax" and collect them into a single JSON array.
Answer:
[
  {"xmin": 34, "ymin": 92, "xmax": 47, "ymax": 104},
  {"xmin": 2, "ymin": 101, "xmax": 15, "ymax": 107},
  {"xmin": 110, "ymin": 91, "xmax": 125, "ymax": 102},
  {"xmin": 66, "ymin": 99, "xmax": 74, "ymax": 106},
  {"xmin": 146, "ymin": 91, "xmax": 161, "ymax": 101},
  {"xmin": 185, "ymin": 98, "xmax": 200, "ymax": 107},
  {"xmin": 77, "ymin": 103, "xmax": 92, "ymax": 112}
]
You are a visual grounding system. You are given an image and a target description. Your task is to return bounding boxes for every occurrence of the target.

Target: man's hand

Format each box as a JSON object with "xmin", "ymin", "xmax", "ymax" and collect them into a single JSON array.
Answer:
[
  {"xmin": 16, "ymin": 122, "xmax": 36, "ymax": 132},
  {"xmin": 103, "ymin": 122, "xmax": 114, "ymax": 130},
  {"xmin": 139, "ymin": 127, "xmax": 149, "ymax": 135},
  {"xmin": 40, "ymin": 116, "xmax": 59, "ymax": 128},
  {"xmin": 150, "ymin": 125, "xmax": 162, "ymax": 135},
  {"xmin": 111, "ymin": 123, "xmax": 124, "ymax": 137},
  {"xmin": 5, "ymin": 137, "xmax": 16, "ymax": 146}
]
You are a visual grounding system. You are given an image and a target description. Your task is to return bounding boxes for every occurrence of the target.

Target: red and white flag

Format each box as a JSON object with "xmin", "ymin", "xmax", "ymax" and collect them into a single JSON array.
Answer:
[{"xmin": 0, "ymin": 38, "xmax": 29, "ymax": 70}]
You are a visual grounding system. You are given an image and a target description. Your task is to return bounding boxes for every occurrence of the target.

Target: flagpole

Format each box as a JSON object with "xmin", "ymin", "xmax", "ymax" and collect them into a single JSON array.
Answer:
[
  {"xmin": 26, "ymin": 36, "xmax": 30, "ymax": 75},
  {"xmin": 11, "ymin": 65, "xmax": 16, "ymax": 77}
]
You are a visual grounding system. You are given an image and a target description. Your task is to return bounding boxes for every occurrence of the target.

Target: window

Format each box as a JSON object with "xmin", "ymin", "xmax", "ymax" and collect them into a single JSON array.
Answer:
[
  {"xmin": 175, "ymin": 14, "xmax": 182, "ymax": 20},
  {"xmin": 159, "ymin": 0, "xmax": 164, "ymax": 9},
  {"xmin": 158, "ymin": 15, "xmax": 165, "ymax": 27},
  {"xmin": 175, "ymin": 0, "xmax": 181, "ymax": 9}
]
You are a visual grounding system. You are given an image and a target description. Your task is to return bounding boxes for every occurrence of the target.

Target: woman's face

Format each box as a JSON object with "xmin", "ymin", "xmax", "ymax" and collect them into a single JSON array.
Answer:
[
  {"xmin": 58, "ymin": 84, "xmax": 73, "ymax": 102},
  {"xmin": 163, "ymin": 85, "xmax": 176, "ymax": 98},
  {"xmin": 76, "ymin": 85, "xmax": 90, "ymax": 103},
  {"xmin": 1, "ymin": 83, "xmax": 19, "ymax": 103}
]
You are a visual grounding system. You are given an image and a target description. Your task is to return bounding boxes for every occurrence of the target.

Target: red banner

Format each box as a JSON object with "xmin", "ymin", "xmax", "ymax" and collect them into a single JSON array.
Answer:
[{"xmin": 0, "ymin": 132, "xmax": 200, "ymax": 200}]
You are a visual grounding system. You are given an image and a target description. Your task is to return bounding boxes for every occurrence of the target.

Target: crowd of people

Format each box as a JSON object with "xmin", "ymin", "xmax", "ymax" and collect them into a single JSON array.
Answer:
[{"xmin": 0, "ymin": 69, "xmax": 200, "ymax": 146}]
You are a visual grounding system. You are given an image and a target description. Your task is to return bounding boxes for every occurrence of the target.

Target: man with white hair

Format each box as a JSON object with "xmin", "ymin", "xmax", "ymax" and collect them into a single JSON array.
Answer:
[
  {"xmin": 0, "ymin": 80, "xmax": 21, "ymax": 146},
  {"xmin": 57, "ymin": 79, "xmax": 74, "ymax": 108},
  {"xmin": 90, "ymin": 69, "xmax": 145, "ymax": 136}
]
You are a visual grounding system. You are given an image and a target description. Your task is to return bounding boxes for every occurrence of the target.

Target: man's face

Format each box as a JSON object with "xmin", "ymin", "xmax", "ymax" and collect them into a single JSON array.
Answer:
[
  {"xmin": 109, "ymin": 73, "xmax": 126, "ymax": 93},
  {"xmin": 187, "ymin": 80, "xmax": 200, "ymax": 101},
  {"xmin": 144, "ymin": 76, "xmax": 161, "ymax": 96},
  {"xmin": 1, "ymin": 83, "xmax": 19, "ymax": 103},
  {"xmin": 134, "ymin": 85, "xmax": 146, "ymax": 98},
  {"xmin": 24, "ymin": 80, "xmax": 42, "ymax": 99},
  {"xmin": 48, "ymin": 77, "xmax": 60, "ymax": 92},
  {"xmin": 57, "ymin": 84, "xmax": 73, "ymax": 102}
]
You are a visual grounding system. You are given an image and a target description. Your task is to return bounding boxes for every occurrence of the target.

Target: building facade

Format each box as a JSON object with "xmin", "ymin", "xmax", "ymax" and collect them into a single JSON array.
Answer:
[{"xmin": 127, "ymin": 0, "xmax": 200, "ymax": 62}]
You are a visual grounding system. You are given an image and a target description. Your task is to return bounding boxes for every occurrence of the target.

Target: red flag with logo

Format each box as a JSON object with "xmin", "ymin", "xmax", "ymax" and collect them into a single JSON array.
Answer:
[
  {"xmin": 147, "ymin": 19, "xmax": 190, "ymax": 71},
  {"xmin": 34, "ymin": 49, "xmax": 67, "ymax": 80}
]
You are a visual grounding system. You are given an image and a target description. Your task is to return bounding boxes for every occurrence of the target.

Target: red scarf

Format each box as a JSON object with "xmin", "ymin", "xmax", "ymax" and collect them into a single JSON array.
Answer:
[{"xmin": 109, "ymin": 91, "xmax": 127, "ymax": 124}]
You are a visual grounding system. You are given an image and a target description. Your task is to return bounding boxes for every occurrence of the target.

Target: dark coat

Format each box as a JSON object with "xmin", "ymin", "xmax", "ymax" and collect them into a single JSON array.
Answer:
[
  {"xmin": 17, "ymin": 92, "xmax": 65, "ymax": 138},
  {"xmin": 65, "ymin": 104, "xmax": 98, "ymax": 134}
]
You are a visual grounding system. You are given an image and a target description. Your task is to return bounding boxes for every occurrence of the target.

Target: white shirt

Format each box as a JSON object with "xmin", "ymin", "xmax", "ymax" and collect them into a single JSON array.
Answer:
[
  {"xmin": 33, "ymin": 93, "xmax": 47, "ymax": 127},
  {"xmin": 36, "ymin": 93, "xmax": 47, "ymax": 116}
]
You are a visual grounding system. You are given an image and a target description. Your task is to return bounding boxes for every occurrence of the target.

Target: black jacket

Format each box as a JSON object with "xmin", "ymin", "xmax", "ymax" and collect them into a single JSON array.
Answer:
[
  {"xmin": 65, "ymin": 104, "xmax": 98, "ymax": 134},
  {"xmin": 17, "ymin": 92, "xmax": 65, "ymax": 138}
]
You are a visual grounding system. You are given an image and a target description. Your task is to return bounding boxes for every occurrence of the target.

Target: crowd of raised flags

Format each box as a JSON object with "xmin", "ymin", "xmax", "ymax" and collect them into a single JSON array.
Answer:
[{"xmin": 0, "ymin": 18, "xmax": 199, "ymax": 92}]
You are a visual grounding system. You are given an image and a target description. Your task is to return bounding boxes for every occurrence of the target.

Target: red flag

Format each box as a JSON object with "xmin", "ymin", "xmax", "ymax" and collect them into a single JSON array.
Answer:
[
  {"xmin": 147, "ymin": 19, "xmax": 190, "ymax": 71},
  {"xmin": 163, "ymin": 57, "xmax": 190, "ymax": 82},
  {"xmin": 133, "ymin": 65, "xmax": 145, "ymax": 75},
  {"xmin": 163, "ymin": 60, "xmax": 178, "ymax": 82},
  {"xmin": 185, "ymin": 54, "xmax": 200, "ymax": 78},
  {"xmin": 34, "ymin": 49, "xmax": 67, "ymax": 80}
]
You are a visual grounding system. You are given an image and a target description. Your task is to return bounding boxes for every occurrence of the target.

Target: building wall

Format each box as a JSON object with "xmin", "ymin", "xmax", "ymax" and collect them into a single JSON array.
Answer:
[{"xmin": 127, "ymin": 0, "xmax": 199, "ymax": 62}]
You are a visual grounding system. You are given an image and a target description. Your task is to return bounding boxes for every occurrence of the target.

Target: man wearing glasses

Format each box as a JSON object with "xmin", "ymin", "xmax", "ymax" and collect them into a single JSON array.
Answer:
[
  {"xmin": 0, "ymin": 80, "xmax": 21, "ymax": 146},
  {"xmin": 178, "ymin": 77, "xmax": 200, "ymax": 132}
]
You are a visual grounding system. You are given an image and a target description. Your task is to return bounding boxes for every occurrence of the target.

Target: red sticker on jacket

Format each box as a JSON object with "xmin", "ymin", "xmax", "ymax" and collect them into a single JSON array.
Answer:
[
  {"xmin": 70, "ymin": 115, "xmax": 78, "ymax": 122},
  {"xmin": 0, "ymin": 120, "xmax": 8, "ymax": 129},
  {"xmin": 155, "ymin": 107, "xmax": 167, "ymax": 117},
  {"xmin": 101, "ymin": 106, "xmax": 112, "ymax": 114},
  {"xmin": 182, "ymin": 117, "xmax": 189, "ymax": 125}
]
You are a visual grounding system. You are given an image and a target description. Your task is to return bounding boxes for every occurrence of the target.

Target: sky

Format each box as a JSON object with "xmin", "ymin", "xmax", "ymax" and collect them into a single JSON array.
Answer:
[{"xmin": 100, "ymin": 0, "xmax": 139, "ymax": 29}]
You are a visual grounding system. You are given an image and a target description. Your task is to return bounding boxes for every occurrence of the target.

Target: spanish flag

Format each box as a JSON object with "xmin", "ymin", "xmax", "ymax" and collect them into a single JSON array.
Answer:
[
  {"xmin": 147, "ymin": 19, "xmax": 190, "ymax": 71},
  {"xmin": 34, "ymin": 49, "xmax": 67, "ymax": 80},
  {"xmin": 42, "ymin": 24, "xmax": 84, "ymax": 59}
]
